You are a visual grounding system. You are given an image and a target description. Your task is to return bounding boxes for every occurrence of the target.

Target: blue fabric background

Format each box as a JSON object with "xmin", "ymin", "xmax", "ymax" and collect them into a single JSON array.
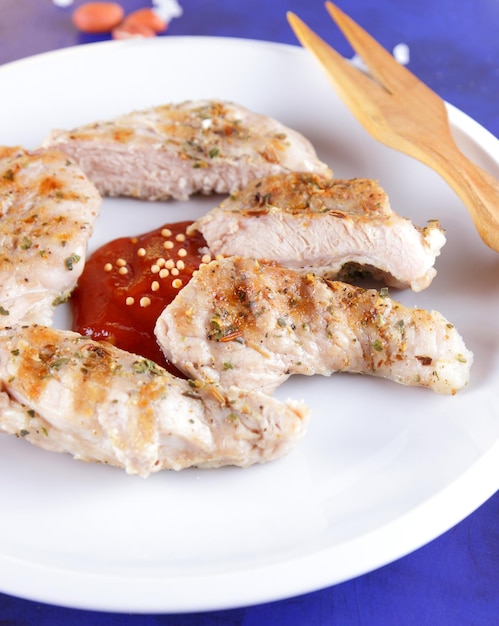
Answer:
[{"xmin": 0, "ymin": 1, "xmax": 497, "ymax": 624}]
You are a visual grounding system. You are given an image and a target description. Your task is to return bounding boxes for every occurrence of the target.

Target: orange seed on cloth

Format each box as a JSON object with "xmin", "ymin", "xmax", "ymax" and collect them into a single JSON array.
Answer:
[
  {"xmin": 72, "ymin": 2, "xmax": 125, "ymax": 34},
  {"xmin": 124, "ymin": 8, "xmax": 168, "ymax": 33}
]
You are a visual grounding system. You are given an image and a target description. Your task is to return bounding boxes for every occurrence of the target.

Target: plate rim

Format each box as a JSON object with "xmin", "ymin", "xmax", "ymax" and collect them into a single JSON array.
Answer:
[{"xmin": 0, "ymin": 35, "xmax": 498, "ymax": 613}]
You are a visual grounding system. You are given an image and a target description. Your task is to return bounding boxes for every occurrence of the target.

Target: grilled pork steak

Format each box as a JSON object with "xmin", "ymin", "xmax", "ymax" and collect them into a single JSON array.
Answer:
[
  {"xmin": 42, "ymin": 100, "xmax": 331, "ymax": 201},
  {"xmin": 0, "ymin": 146, "xmax": 101, "ymax": 326},
  {"xmin": 0, "ymin": 325, "xmax": 309, "ymax": 477},
  {"xmin": 156, "ymin": 257, "xmax": 472, "ymax": 395},
  {"xmin": 190, "ymin": 173, "xmax": 446, "ymax": 292}
]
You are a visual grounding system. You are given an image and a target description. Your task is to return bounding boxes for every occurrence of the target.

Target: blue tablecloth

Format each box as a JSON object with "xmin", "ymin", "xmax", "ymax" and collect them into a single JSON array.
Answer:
[{"xmin": 0, "ymin": 1, "xmax": 498, "ymax": 624}]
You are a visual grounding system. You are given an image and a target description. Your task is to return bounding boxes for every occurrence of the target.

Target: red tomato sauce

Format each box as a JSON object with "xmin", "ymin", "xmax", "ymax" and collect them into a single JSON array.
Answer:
[{"xmin": 71, "ymin": 221, "xmax": 208, "ymax": 376}]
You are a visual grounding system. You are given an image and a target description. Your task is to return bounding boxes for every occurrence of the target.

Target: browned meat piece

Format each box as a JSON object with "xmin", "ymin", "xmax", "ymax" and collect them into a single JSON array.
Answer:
[
  {"xmin": 190, "ymin": 173, "xmax": 446, "ymax": 291},
  {"xmin": 0, "ymin": 146, "xmax": 101, "ymax": 326},
  {"xmin": 156, "ymin": 257, "xmax": 472, "ymax": 395},
  {"xmin": 42, "ymin": 100, "xmax": 331, "ymax": 201},
  {"xmin": 0, "ymin": 325, "xmax": 309, "ymax": 476}
]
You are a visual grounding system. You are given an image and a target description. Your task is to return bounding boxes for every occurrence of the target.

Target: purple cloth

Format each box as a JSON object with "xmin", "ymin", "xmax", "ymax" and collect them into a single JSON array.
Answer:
[{"xmin": 0, "ymin": 1, "xmax": 497, "ymax": 623}]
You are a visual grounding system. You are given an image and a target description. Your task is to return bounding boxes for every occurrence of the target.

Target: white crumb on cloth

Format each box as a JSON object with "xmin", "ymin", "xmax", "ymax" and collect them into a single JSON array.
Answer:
[
  {"xmin": 393, "ymin": 43, "xmax": 410, "ymax": 65},
  {"xmin": 153, "ymin": 0, "xmax": 183, "ymax": 21}
]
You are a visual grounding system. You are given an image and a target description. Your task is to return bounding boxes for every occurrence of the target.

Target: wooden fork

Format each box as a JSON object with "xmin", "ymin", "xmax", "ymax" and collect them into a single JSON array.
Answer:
[{"xmin": 287, "ymin": 2, "xmax": 499, "ymax": 252}]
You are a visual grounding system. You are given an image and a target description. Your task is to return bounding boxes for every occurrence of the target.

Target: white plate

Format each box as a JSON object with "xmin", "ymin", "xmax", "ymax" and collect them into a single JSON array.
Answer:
[{"xmin": 0, "ymin": 37, "xmax": 498, "ymax": 613}]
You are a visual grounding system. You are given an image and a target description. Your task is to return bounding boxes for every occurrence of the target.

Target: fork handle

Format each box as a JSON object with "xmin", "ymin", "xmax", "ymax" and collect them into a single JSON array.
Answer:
[{"xmin": 424, "ymin": 137, "xmax": 499, "ymax": 252}]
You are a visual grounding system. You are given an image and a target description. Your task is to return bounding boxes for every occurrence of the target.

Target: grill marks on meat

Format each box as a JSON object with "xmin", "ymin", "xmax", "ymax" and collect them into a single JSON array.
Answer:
[
  {"xmin": 0, "ymin": 105, "xmax": 472, "ymax": 477},
  {"xmin": 190, "ymin": 173, "xmax": 446, "ymax": 291},
  {"xmin": 0, "ymin": 325, "xmax": 309, "ymax": 476},
  {"xmin": 155, "ymin": 257, "xmax": 472, "ymax": 395},
  {"xmin": 42, "ymin": 100, "xmax": 332, "ymax": 201},
  {"xmin": 0, "ymin": 146, "xmax": 101, "ymax": 326}
]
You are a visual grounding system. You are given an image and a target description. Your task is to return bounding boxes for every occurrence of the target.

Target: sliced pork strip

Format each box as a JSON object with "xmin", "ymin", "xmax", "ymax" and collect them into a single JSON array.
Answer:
[
  {"xmin": 0, "ymin": 146, "xmax": 101, "ymax": 326},
  {"xmin": 190, "ymin": 173, "xmax": 446, "ymax": 292},
  {"xmin": 0, "ymin": 325, "xmax": 309, "ymax": 476},
  {"xmin": 42, "ymin": 100, "xmax": 332, "ymax": 201},
  {"xmin": 155, "ymin": 257, "xmax": 472, "ymax": 395}
]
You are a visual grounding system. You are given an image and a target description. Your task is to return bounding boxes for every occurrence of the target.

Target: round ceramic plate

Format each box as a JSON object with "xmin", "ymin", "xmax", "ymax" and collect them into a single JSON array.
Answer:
[{"xmin": 0, "ymin": 37, "xmax": 498, "ymax": 613}]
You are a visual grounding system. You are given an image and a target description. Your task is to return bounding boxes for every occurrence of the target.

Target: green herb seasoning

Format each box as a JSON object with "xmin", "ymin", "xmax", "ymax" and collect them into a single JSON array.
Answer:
[
  {"xmin": 65, "ymin": 253, "xmax": 81, "ymax": 271},
  {"xmin": 372, "ymin": 339, "xmax": 383, "ymax": 352},
  {"xmin": 20, "ymin": 237, "xmax": 33, "ymax": 250},
  {"xmin": 133, "ymin": 358, "xmax": 165, "ymax": 376}
]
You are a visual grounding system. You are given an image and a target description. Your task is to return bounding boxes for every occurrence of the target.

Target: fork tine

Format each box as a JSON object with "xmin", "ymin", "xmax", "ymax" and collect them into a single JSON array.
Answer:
[
  {"xmin": 324, "ymin": 1, "xmax": 419, "ymax": 94},
  {"xmin": 290, "ymin": 6, "xmax": 499, "ymax": 252},
  {"xmin": 287, "ymin": 11, "xmax": 387, "ymax": 122}
]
